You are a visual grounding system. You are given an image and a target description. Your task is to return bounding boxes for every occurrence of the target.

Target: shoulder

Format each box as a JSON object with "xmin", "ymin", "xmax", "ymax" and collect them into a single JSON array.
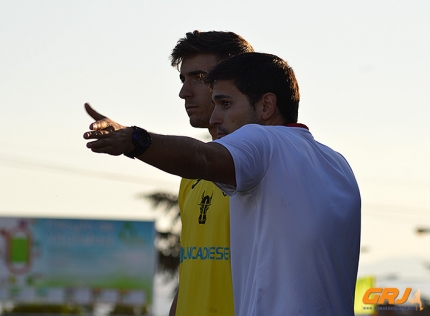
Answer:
[
  {"xmin": 230, "ymin": 124, "xmax": 271, "ymax": 136},
  {"xmin": 180, "ymin": 178, "xmax": 225, "ymax": 194},
  {"xmin": 179, "ymin": 178, "xmax": 196, "ymax": 192},
  {"xmin": 214, "ymin": 125, "xmax": 293, "ymax": 154},
  {"xmin": 214, "ymin": 124, "xmax": 275, "ymax": 146}
]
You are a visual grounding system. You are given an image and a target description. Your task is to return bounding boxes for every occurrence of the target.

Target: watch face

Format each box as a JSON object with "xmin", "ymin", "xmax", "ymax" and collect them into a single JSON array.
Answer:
[
  {"xmin": 133, "ymin": 126, "xmax": 151, "ymax": 156},
  {"xmin": 132, "ymin": 127, "xmax": 151, "ymax": 149},
  {"xmin": 125, "ymin": 126, "xmax": 151, "ymax": 158}
]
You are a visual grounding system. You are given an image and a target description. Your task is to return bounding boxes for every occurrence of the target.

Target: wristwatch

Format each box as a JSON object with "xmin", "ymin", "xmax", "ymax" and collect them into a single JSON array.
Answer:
[{"xmin": 124, "ymin": 126, "xmax": 152, "ymax": 159}]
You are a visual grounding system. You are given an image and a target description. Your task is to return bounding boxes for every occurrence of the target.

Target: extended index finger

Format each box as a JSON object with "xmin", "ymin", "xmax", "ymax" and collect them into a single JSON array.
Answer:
[{"xmin": 85, "ymin": 102, "xmax": 106, "ymax": 121}]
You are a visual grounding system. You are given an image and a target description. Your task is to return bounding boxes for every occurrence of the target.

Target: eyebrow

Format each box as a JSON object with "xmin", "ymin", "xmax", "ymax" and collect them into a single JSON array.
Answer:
[
  {"xmin": 186, "ymin": 70, "xmax": 208, "ymax": 76},
  {"xmin": 181, "ymin": 68, "xmax": 208, "ymax": 74},
  {"xmin": 212, "ymin": 94, "xmax": 232, "ymax": 101},
  {"xmin": 179, "ymin": 70, "xmax": 208, "ymax": 81}
]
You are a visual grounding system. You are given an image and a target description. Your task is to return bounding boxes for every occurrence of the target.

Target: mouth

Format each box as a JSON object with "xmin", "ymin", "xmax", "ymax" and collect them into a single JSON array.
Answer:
[
  {"xmin": 185, "ymin": 105, "xmax": 198, "ymax": 115},
  {"xmin": 185, "ymin": 101, "xmax": 198, "ymax": 109}
]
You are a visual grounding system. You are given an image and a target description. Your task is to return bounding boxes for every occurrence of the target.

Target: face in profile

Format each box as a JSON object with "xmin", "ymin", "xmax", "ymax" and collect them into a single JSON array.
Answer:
[{"xmin": 179, "ymin": 54, "xmax": 219, "ymax": 129}]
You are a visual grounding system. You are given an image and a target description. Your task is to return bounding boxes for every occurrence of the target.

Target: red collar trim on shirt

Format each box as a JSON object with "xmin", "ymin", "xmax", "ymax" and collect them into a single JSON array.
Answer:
[{"xmin": 285, "ymin": 123, "xmax": 309, "ymax": 130}]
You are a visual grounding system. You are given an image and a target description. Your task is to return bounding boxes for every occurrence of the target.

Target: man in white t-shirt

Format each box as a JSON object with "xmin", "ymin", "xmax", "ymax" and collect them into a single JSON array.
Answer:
[{"xmin": 84, "ymin": 52, "xmax": 361, "ymax": 316}]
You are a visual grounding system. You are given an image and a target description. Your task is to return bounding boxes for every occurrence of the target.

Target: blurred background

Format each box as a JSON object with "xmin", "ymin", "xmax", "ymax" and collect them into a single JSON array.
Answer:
[{"xmin": 1, "ymin": 0, "xmax": 429, "ymax": 315}]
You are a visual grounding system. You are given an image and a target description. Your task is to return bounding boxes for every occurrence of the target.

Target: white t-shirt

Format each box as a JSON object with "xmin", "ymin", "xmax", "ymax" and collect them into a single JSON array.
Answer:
[{"xmin": 214, "ymin": 124, "xmax": 361, "ymax": 316}]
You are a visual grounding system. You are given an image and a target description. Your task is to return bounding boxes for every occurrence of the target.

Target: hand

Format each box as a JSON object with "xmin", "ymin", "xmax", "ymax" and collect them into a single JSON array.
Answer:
[{"xmin": 83, "ymin": 103, "xmax": 134, "ymax": 155}]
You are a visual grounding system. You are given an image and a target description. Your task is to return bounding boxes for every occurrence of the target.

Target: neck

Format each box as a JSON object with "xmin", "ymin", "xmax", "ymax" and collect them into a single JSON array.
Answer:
[{"xmin": 263, "ymin": 114, "xmax": 288, "ymax": 126}]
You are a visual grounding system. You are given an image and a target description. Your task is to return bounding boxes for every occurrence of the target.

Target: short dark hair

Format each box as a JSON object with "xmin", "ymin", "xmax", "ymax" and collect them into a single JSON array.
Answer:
[
  {"xmin": 170, "ymin": 30, "xmax": 254, "ymax": 68},
  {"xmin": 206, "ymin": 52, "xmax": 300, "ymax": 124}
]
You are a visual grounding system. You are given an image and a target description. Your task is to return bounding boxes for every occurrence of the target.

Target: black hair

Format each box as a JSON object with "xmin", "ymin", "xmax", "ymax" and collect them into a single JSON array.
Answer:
[
  {"xmin": 170, "ymin": 30, "xmax": 254, "ymax": 68},
  {"xmin": 206, "ymin": 52, "xmax": 300, "ymax": 124}
]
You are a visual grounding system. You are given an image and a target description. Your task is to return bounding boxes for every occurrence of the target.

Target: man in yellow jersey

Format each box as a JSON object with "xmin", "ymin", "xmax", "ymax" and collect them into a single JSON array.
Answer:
[
  {"xmin": 83, "ymin": 31, "xmax": 252, "ymax": 315},
  {"xmin": 167, "ymin": 31, "xmax": 253, "ymax": 315}
]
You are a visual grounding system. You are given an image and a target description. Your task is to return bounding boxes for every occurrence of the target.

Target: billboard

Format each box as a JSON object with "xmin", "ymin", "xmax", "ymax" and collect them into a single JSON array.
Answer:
[{"xmin": 0, "ymin": 217, "xmax": 156, "ymax": 309}]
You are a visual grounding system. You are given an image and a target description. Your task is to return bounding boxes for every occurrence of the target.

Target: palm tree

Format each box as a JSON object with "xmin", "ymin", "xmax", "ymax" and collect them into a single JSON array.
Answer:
[{"xmin": 138, "ymin": 192, "xmax": 181, "ymax": 278}]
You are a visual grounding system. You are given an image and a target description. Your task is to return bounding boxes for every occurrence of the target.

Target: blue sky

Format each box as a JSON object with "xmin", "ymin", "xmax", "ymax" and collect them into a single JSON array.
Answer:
[{"xmin": 1, "ymin": 0, "xmax": 430, "ymax": 296}]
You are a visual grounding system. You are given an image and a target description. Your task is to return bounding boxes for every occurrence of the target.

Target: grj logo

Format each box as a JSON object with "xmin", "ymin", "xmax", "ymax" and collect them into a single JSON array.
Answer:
[{"xmin": 362, "ymin": 288, "xmax": 423, "ymax": 311}]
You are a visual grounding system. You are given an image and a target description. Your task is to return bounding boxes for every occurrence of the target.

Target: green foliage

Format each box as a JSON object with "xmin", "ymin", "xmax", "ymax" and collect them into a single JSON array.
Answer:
[{"xmin": 139, "ymin": 192, "xmax": 181, "ymax": 278}]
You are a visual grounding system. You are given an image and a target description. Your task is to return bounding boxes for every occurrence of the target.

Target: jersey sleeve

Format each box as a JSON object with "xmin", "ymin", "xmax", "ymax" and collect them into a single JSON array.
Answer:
[{"xmin": 213, "ymin": 124, "xmax": 273, "ymax": 194}]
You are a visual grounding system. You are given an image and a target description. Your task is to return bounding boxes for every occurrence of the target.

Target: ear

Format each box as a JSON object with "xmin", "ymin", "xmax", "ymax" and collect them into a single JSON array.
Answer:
[{"xmin": 259, "ymin": 92, "xmax": 277, "ymax": 121}]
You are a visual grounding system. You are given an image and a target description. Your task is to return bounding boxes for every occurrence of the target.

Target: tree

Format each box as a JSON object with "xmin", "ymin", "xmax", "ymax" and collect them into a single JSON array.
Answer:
[{"xmin": 138, "ymin": 192, "xmax": 181, "ymax": 278}]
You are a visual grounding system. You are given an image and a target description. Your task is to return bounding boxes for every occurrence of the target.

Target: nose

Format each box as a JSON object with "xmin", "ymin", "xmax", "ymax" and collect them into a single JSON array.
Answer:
[
  {"xmin": 179, "ymin": 80, "xmax": 193, "ymax": 99},
  {"xmin": 209, "ymin": 105, "xmax": 222, "ymax": 127}
]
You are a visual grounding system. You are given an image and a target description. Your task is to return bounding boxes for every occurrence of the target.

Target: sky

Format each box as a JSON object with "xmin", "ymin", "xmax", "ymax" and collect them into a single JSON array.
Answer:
[{"xmin": 1, "ymin": 0, "xmax": 430, "ymax": 307}]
